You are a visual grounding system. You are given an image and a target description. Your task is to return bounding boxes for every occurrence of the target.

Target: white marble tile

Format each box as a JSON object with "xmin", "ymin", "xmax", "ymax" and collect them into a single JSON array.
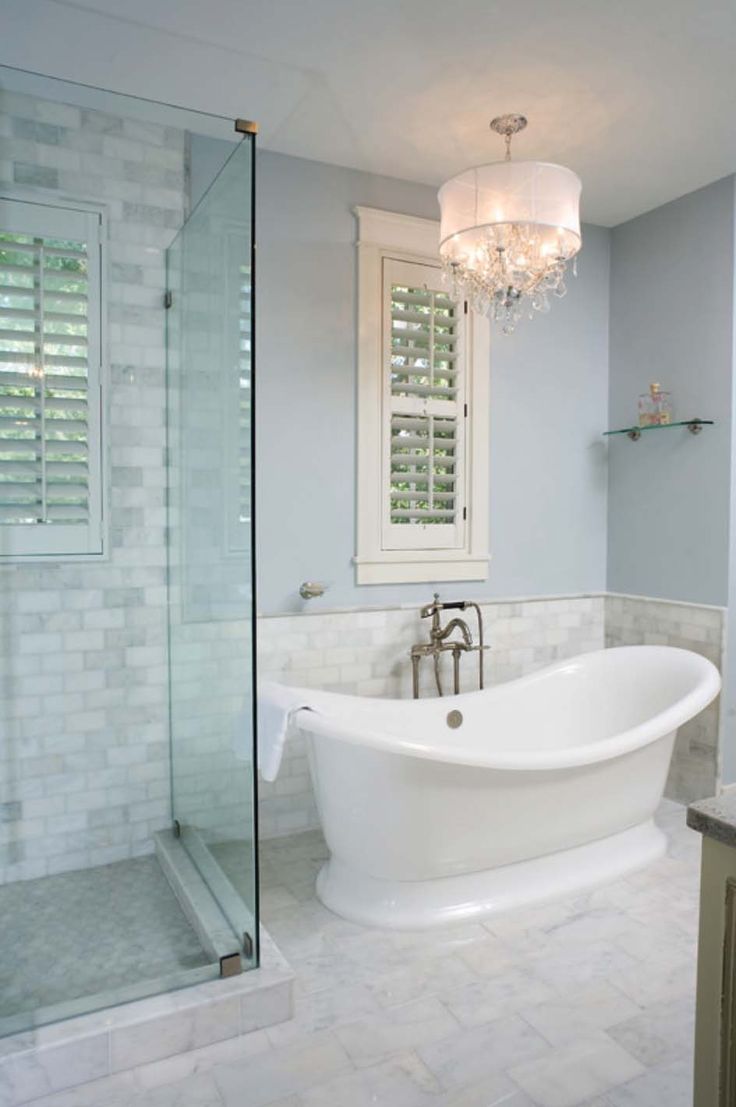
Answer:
[
  {"xmin": 606, "ymin": 994, "xmax": 695, "ymax": 1068},
  {"xmin": 109, "ymin": 997, "xmax": 241, "ymax": 1072},
  {"xmin": 454, "ymin": 932, "xmax": 519, "ymax": 977},
  {"xmin": 0, "ymin": 1035, "xmax": 110, "ymax": 1104},
  {"xmin": 441, "ymin": 967, "xmax": 556, "ymax": 1028},
  {"xmin": 612, "ymin": 952, "xmax": 696, "ymax": 1008},
  {"xmin": 366, "ymin": 953, "xmax": 480, "ymax": 1009},
  {"xmin": 482, "ymin": 894, "xmax": 594, "ymax": 952},
  {"xmin": 251, "ymin": 1099, "xmax": 300, "ymax": 1107},
  {"xmin": 13, "ymin": 1072, "xmax": 138, "ymax": 1107},
  {"xmin": 240, "ymin": 980, "xmax": 292, "ymax": 1034},
  {"xmin": 128, "ymin": 1071, "xmax": 224, "ymax": 1106},
  {"xmin": 334, "ymin": 997, "xmax": 459, "ymax": 1068},
  {"xmin": 299, "ymin": 1051, "xmax": 440, "ymax": 1106},
  {"xmin": 435, "ymin": 1075, "xmax": 537, "ymax": 1107},
  {"xmin": 520, "ymin": 981, "xmax": 642, "ymax": 1046},
  {"xmin": 527, "ymin": 939, "xmax": 641, "ymax": 992},
  {"xmin": 605, "ymin": 1057, "xmax": 694, "ymax": 1107},
  {"xmin": 416, "ymin": 1014, "xmax": 550, "ymax": 1091},
  {"xmin": 381, "ymin": 922, "xmax": 491, "ymax": 960},
  {"xmin": 213, "ymin": 1031, "xmax": 352, "ymax": 1107},
  {"xmin": 20, "ymin": 805, "xmax": 703, "ymax": 1107},
  {"xmin": 266, "ymin": 984, "xmax": 381, "ymax": 1048},
  {"xmin": 508, "ymin": 1033, "xmax": 645, "ymax": 1107},
  {"xmin": 260, "ymin": 887, "xmax": 300, "ymax": 913},
  {"xmin": 130, "ymin": 1029, "xmax": 271, "ymax": 1090}
]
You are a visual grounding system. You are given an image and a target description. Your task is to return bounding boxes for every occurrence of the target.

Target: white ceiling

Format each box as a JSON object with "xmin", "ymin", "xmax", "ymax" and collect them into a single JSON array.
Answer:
[{"xmin": 4, "ymin": 0, "xmax": 736, "ymax": 226}]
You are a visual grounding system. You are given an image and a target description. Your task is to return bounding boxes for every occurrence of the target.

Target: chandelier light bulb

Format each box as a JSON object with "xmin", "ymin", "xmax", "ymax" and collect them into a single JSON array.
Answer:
[{"xmin": 438, "ymin": 114, "xmax": 582, "ymax": 334}]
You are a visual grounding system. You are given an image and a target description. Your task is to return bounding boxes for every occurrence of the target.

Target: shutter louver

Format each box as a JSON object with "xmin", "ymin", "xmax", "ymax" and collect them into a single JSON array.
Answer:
[
  {"xmin": 238, "ymin": 260, "xmax": 252, "ymax": 530},
  {"xmin": 0, "ymin": 199, "xmax": 103, "ymax": 557},
  {"xmin": 382, "ymin": 258, "xmax": 466, "ymax": 551},
  {"xmin": 225, "ymin": 235, "xmax": 252, "ymax": 555}
]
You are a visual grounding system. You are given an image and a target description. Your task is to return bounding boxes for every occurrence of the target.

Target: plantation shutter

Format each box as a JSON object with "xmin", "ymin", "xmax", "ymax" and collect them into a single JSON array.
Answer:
[
  {"xmin": 381, "ymin": 257, "xmax": 467, "ymax": 551},
  {"xmin": 0, "ymin": 197, "xmax": 103, "ymax": 557},
  {"xmin": 225, "ymin": 231, "xmax": 252, "ymax": 555}
]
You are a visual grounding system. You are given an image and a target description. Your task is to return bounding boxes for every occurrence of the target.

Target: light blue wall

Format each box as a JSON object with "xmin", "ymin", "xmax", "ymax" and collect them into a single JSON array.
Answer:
[
  {"xmin": 255, "ymin": 149, "xmax": 610, "ymax": 614},
  {"xmin": 607, "ymin": 176, "xmax": 735, "ymax": 606},
  {"xmin": 188, "ymin": 134, "xmax": 238, "ymax": 214}
]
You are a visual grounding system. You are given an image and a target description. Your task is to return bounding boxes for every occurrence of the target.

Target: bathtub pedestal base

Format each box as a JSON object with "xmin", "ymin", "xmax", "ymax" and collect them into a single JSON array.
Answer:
[{"xmin": 316, "ymin": 819, "xmax": 667, "ymax": 929}]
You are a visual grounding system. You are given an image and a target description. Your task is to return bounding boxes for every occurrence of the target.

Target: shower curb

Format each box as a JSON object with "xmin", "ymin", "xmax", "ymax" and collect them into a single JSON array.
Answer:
[
  {"xmin": 154, "ymin": 830, "xmax": 241, "ymax": 965},
  {"xmin": 0, "ymin": 927, "xmax": 294, "ymax": 1106}
]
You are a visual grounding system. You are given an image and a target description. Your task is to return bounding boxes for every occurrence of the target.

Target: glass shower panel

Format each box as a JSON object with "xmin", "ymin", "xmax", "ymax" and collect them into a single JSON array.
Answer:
[{"xmin": 166, "ymin": 135, "xmax": 258, "ymax": 967}]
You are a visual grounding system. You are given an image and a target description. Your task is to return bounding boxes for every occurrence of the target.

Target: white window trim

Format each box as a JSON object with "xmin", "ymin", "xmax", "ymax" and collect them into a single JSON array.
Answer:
[
  {"xmin": 0, "ymin": 190, "xmax": 109, "ymax": 563},
  {"xmin": 354, "ymin": 205, "xmax": 490, "ymax": 585}
]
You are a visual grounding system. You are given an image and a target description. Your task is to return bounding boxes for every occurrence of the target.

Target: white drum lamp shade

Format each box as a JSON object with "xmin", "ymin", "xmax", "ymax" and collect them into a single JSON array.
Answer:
[{"xmin": 438, "ymin": 118, "xmax": 583, "ymax": 333}]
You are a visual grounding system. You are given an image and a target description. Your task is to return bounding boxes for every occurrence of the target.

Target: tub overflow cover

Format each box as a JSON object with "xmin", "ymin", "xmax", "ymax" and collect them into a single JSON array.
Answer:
[{"xmin": 446, "ymin": 710, "xmax": 463, "ymax": 729}]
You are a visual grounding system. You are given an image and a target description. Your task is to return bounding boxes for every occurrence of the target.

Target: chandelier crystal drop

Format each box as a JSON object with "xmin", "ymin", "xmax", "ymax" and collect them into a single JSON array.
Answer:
[{"xmin": 438, "ymin": 114, "xmax": 582, "ymax": 334}]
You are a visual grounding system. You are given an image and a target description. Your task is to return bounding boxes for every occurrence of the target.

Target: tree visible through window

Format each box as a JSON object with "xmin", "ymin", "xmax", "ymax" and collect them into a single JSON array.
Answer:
[
  {"xmin": 0, "ymin": 197, "xmax": 103, "ymax": 557},
  {"xmin": 389, "ymin": 281, "xmax": 460, "ymax": 528},
  {"xmin": 382, "ymin": 258, "xmax": 466, "ymax": 553}
]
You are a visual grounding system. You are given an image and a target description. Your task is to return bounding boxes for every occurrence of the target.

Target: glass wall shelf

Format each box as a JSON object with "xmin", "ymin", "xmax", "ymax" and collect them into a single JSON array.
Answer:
[{"xmin": 603, "ymin": 419, "xmax": 714, "ymax": 442}]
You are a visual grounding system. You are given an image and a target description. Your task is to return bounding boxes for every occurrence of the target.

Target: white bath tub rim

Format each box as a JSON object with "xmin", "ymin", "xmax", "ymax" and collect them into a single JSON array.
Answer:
[{"xmin": 291, "ymin": 646, "xmax": 721, "ymax": 772}]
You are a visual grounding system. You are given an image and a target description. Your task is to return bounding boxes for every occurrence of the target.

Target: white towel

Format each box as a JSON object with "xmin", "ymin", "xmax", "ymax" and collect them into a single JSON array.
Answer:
[{"xmin": 247, "ymin": 681, "xmax": 314, "ymax": 782}]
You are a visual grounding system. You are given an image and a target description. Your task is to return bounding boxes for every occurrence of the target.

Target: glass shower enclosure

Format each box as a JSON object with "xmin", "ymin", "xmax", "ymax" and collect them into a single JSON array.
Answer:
[
  {"xmin": 0, "ymin": 61, "xmax": 259, "ymax": 1041},
  {"xmin": 166, "ymin": 132, "xmax": 259, "ymax": 968}
]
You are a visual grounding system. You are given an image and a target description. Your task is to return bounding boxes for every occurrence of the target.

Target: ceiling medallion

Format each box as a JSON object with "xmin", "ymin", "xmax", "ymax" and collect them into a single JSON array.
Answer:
[{"xmin": 438, "ymin": 114, "xmax": 582, "ymax": 334}]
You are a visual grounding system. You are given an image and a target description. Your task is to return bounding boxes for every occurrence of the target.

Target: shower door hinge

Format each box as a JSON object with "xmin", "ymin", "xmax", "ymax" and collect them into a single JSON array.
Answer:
[
  {"xmin": 164, "ymin": 290, "xmax": 173, "ymax": 309},
  {"xmin": 219, "ymin": 953, "xmax": 243, "ymax": 978},
  {"xmin": 242, "ymin": 932, "xmax": 254, "ymax": 959},
  {"xmin": 173, "ymin": 819, "xmax": 181, "ymax": 838},
  {"xmin": 463, "ymin": 507, "xmax": 467, "ymax": 521}
]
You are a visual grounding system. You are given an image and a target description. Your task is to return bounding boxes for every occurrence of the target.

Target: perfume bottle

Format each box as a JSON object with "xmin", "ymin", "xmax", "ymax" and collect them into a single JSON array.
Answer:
[{"xmin": 638, "ymin": 383, "xmax": 672, "ymax": 427}]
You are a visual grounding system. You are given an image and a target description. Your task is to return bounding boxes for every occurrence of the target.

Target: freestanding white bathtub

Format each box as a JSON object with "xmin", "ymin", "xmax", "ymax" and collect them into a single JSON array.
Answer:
[{"xmin": 290, "ymin": 646, "xmax": 721, "ymax": 929}]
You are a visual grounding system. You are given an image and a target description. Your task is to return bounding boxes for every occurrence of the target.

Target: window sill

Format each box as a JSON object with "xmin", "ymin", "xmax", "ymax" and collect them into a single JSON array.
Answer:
[{"xmin": 354, "ymin": 554, "xmax": 489, "ymax": 585}]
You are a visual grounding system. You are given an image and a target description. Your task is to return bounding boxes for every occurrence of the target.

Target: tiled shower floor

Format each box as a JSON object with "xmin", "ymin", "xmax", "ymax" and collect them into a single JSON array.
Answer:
[
  {"xmin": 0, "ymin": 855, "xmax": 211, "ymax": 1027},
  {"xmin": 24, "ymin": 800, "xmax": 699, "ymax": 1106}
]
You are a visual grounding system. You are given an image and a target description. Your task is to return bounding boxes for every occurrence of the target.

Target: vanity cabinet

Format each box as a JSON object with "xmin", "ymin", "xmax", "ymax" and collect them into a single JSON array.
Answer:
[{"xmin": 688, "ymin": 795, "xmax": 736, "ymax": 1106}]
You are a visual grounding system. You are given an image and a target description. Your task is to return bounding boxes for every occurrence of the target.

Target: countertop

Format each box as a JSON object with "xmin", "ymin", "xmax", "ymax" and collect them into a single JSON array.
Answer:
[{"xmin": 687, "ymin": 793, "xmax": 736, "ymax": 847}]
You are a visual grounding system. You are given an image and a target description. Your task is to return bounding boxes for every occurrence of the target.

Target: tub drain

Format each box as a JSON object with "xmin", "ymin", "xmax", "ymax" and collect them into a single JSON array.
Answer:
[{"xmin": 446, "ymin": 709, "xmax": 463, "ymax": 729}]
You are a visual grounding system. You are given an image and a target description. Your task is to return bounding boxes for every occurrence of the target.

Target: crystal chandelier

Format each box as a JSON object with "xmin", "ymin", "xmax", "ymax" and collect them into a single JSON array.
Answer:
[{"xmin": 438, "ymin": 114, "xmax": 582, "ymax": 334}]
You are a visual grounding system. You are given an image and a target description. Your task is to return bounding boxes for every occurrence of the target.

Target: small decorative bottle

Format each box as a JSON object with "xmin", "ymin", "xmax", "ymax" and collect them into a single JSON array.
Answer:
[{"xmin": 639, "ymin": 382, "xmax": 672, "ymax": 427}]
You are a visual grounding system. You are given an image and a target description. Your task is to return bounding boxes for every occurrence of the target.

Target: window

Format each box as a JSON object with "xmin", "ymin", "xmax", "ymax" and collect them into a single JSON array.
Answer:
[
  {"xmin": 224, "ymin": 231, "xmax": 252, "ymax": 556},
  {"xmin": 383, "ymin": 258, "xmax": 466, "ymax": 551},
  {"xmin": 354, "ymin": 206, "xmax": 490, "ymax": 584},
  {"xmin": 0, "ymin": 197, "xmax": 104, "ymax": 558}
]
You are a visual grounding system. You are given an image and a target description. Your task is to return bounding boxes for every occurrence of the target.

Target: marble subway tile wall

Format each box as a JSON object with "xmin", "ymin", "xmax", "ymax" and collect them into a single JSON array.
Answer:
[
  {"xmin": 164, "ymin": 198, "xmax": 255, "ymax": 851},
  {"xmin": 605, "ymin": 593, "xmax": 725, "ymax": 802},
  {"xmin": 167, "ymin": 618, "xmax": 254, "ymax": 847},
  {"xmin": 0, "ymin": 90, "xmax": 185, "ymax": 883},
  {"xmin": 257, "ymin": 595, "xmax": 605, "ymax": 838}
]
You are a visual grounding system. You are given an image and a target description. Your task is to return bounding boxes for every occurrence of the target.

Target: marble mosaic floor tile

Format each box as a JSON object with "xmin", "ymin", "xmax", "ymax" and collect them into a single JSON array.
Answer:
[
  {"xmin": 23, "ymin": 803, "xmax": 704, "ymax": 1107},
  {"xmin": 0, "ymin": 857, "xmax": 212, "ymax": 1024}
]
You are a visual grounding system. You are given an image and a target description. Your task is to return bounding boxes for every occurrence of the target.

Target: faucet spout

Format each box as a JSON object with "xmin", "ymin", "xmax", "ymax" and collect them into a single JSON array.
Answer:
[{"xmin": 436, "ymin": 616, "xmax": 472, "ymax": 649}]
